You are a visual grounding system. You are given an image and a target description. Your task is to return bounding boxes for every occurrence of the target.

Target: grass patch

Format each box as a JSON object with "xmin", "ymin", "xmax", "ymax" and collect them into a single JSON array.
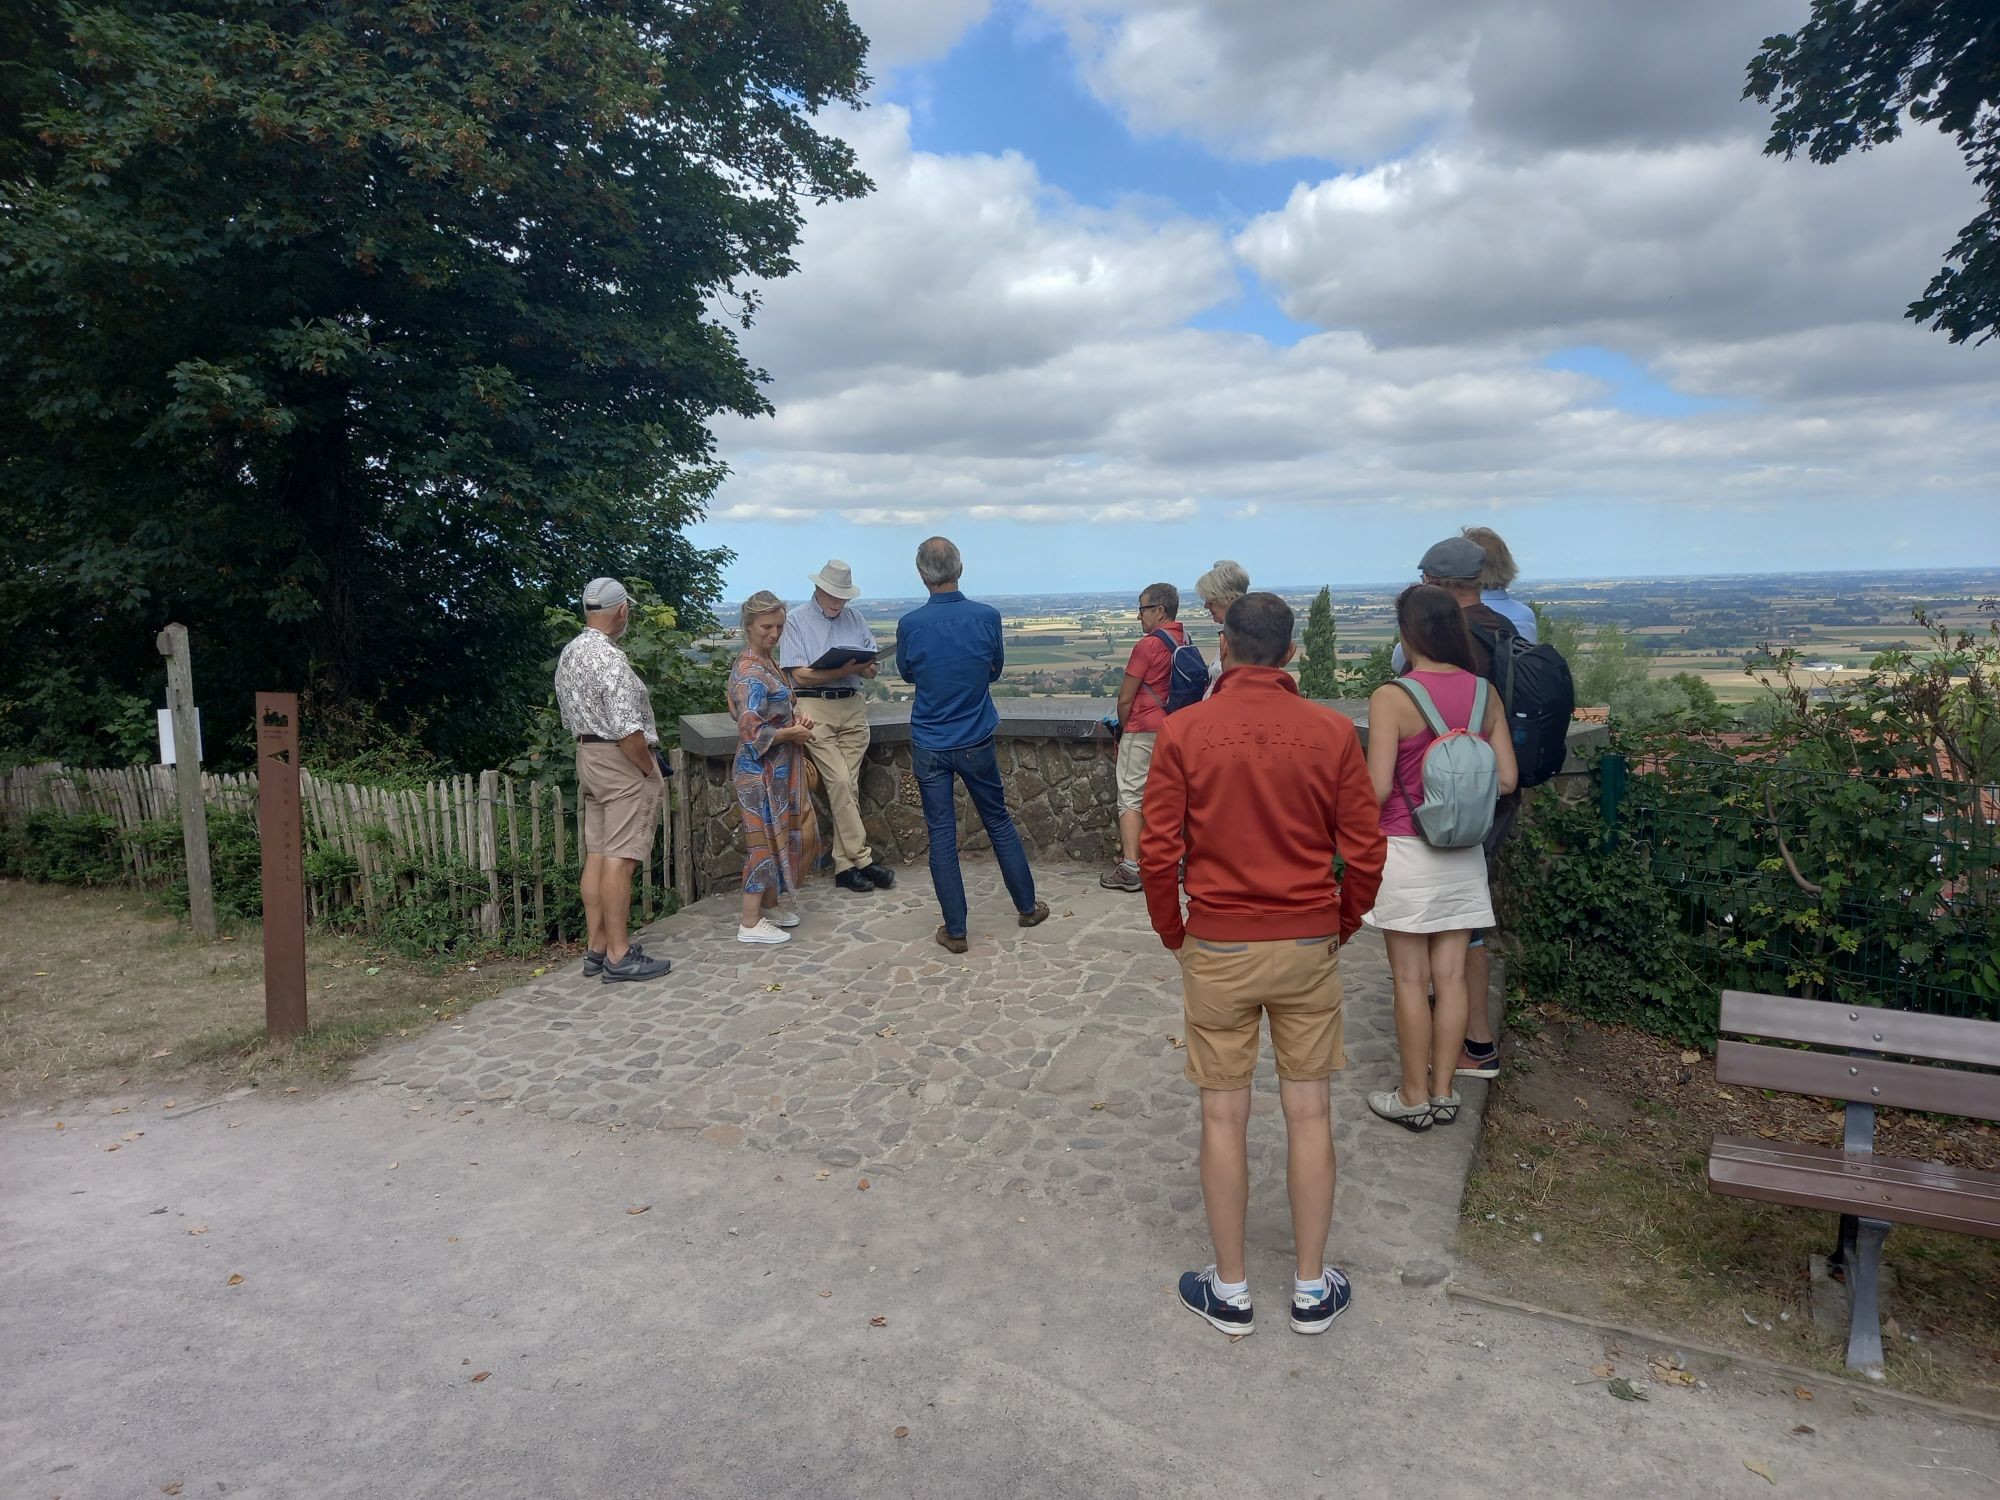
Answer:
[
  {"xmin": 0, "ymin": 879, "xmax": 556, "ymax": 1100},
  {"xmin": 1461, "ymin": 1009, "xmax": 2000, "ymax": 1410}
]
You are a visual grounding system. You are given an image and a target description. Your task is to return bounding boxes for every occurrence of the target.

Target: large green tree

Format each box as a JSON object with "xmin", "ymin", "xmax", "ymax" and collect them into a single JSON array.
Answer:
[
  {"xmin": 1298, "ymin": 585, "xmax": 1340, "ymax": 699},
  {"xmin": 1747, "ymin": 1, "xmax": 2000, "ymax": 343},
  {"xmin": 1, "ymin": 0, "xmax": 869, "ymax": 767}
]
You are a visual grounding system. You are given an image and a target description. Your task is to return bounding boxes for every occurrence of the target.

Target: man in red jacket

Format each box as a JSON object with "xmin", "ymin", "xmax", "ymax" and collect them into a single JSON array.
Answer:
[{"xmin": 1140, "ymin": 592, "xmax": 1385, "ymax": 1339}]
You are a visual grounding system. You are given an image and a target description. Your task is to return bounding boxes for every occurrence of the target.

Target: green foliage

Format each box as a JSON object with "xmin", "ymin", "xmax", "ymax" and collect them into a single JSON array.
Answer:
[
  {"xmin": 1352, "ymin": 641, "xmax": 1397, "ymax": 696},
  {"xmin": 0, "ymin": 1, "xmax": 869, "ymax": 768},
  {"xmin": 1608, "ymin": 671, "xmax": 1730, "ymax": 734},
  {"xmin": 509, "ymin": 580, "xmax": 730, "ymax": 791},
  {"xmin": 1748, "ymin": 3, "xmax": 2000, "ymax": 343},
  {"xmin": 1, "ymin": 809, "xmax": 127, "ymax": 885},
  {"xmin": 1500, "ymin": 791, "xmax": 1717, "ymax": 1046},
  {"xmin": 1299, "ymin": 586, "xmax": 1341, "ymax": 699}
]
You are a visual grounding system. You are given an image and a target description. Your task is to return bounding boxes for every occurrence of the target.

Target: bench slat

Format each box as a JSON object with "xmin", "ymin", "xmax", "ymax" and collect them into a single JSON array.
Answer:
[
  {"xmin": 1719, "ymin": 990, "xmax": 2000, "ymax": 1068},
  {"xmin": 1708, "ymin": 1136, "xmax": 2000, "ymax": 1239},
  {"xmin": 1714, "ymin": 1039, "xmax": 2000, "ymax": 1122}
]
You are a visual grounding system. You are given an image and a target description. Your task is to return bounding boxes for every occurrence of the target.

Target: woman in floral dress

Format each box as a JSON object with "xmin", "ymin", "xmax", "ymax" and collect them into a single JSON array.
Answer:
[{"xmin": 728, "ymin": 591, "xmax": 817, "ymax": 945}]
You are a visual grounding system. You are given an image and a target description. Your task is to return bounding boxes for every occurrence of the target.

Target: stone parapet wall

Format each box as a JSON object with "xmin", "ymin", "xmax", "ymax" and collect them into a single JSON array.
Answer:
[{"xmin": 679, "ymin": 699, "xmax": 1606, "ymax": 897}]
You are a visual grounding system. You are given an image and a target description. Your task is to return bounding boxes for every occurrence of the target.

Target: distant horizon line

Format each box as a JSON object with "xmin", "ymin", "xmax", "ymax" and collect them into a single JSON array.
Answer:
[{"xmin": 715, "ymin": 564, "xmax": 2000, "ymax": 605}]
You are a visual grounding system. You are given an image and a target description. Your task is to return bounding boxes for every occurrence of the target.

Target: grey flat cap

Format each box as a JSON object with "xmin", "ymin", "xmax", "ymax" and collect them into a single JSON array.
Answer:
[
  {"xmin": 582, "ymin": 577, "xmax": 630, "ymax": 611},
  {"xmin": 1419, "ymin": 537, "xmax": 1487, "ymax": 580}
]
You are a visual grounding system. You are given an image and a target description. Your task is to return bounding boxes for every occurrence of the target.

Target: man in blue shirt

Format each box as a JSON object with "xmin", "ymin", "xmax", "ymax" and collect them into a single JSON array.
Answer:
[{"xmin": 895, "ymin": 536, "xmax": 1050, "ymax": 953}]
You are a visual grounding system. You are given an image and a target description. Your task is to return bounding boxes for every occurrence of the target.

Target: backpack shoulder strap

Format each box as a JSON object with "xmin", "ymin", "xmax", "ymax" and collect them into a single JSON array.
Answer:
[
  {"xmin": 1392, "ymin": 677, "xmax": 1451, "ymax": 738},
  {"xmin": 1467, "ymin": 675, "xmax": 1490, "ymax": 735}
]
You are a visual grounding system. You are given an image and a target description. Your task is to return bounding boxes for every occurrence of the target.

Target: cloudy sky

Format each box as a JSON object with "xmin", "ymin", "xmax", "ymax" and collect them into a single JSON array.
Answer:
[{"xmin": 690, "ymin": 0, "xmax": 2000, "ymax": 599}]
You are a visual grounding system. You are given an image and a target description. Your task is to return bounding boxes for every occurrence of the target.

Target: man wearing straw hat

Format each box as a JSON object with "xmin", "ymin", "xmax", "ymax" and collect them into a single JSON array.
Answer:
[
  {"xmin": 780, "ymin": 560, "xmax": 897, "ymax": 894},
  {"xmin": 554, "ymin": 577, "xmax": 675, "ymax": 984}
]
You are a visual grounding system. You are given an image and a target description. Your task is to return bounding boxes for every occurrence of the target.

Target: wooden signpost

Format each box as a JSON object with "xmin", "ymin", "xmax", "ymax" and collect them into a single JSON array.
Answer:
[
  {"xmin": 155, "ymin": 624, "xmax": 217, "ymax": 939},
  {"xmin": 256, "ymin": 692, "xmax": 308, "ymax": 1041}
]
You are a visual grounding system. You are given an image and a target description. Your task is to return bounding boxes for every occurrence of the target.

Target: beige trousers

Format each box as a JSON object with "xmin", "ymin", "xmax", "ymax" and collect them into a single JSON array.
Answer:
[{"xmin": 802, "ymin": 692, "xmax": 873, "ymax": 872}]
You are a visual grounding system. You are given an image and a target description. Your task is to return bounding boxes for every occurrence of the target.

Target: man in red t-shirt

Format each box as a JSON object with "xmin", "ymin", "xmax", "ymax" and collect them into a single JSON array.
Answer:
[
  {"xmin": 1101, "ymin": 582, "xmax": 1187, "ymax": 893},
  {"xmin": 1141, "ymin": 592, "xmax": 1385, "ymax": 1338}
]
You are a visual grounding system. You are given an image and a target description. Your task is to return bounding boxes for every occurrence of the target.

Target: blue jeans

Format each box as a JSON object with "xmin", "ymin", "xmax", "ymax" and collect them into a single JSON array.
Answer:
[{"xmin": 911, "ymin": 737, "xmax": 1037, "ymax": 937}]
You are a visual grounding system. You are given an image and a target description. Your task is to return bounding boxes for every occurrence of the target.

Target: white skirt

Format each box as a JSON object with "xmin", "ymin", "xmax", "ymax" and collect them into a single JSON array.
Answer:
[{"xmin": 1363, "ymin": 835, "xmax": 1495, "ymax": 934}]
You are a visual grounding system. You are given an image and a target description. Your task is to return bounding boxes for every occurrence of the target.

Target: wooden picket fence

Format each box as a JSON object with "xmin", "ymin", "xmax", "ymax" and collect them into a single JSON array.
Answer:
[{"xmin": 0, "ymin": 754, "xmax": 693, "ymax": 942}]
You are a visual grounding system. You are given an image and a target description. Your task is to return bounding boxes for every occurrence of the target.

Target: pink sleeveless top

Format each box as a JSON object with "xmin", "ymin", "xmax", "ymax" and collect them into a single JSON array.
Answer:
[{"xmin": 1380, "ymin": 669, "xmax": 1485, "ymax": 837}]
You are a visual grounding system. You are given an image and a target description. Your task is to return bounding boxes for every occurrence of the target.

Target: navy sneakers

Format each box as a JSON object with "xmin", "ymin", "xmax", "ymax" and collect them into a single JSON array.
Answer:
[
  {"xmin": 1289, "ymin": 1266, "xmax": 1353, "ymax": 1335},
  {"xmin": 1178, "ymin": 1267, "xmax": 1255, "ymax": 1336}
]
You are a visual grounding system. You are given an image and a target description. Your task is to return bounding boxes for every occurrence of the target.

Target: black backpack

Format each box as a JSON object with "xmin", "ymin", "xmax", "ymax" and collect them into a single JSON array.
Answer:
[{"xmin": 1466, "ymin": 620, "xmax": 1575, "ymax": 788}]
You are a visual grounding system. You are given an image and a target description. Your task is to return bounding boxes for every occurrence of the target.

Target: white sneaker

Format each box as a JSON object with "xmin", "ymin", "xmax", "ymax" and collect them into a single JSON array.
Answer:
[
  {"xmin": 737, "ymin": 919, "xmax": 790, "ymax": 945},
  {"xmin": 769, "ymin": 908, "xmax": 802, "ymax": 929}
]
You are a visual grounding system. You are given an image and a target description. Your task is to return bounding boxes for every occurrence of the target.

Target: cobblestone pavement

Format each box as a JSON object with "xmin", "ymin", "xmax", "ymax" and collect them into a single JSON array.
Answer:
[{"xmin": 369, "ymin": 863, "xmax": 1493, "ymax": 1279}]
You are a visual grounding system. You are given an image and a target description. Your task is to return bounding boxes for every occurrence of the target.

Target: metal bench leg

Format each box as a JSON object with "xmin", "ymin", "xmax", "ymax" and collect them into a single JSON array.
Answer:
[
  {"xmin": 1831, "ymin": 1212, "xmax": 1858, "ymax": 1276},
  {"xmin": 1844, "ymin": 1217, "xmax": 1891, "ymax": 1378}
]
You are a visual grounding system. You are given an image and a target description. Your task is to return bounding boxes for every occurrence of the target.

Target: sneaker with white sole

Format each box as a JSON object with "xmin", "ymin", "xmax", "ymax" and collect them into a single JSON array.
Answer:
[
  {"xmin": 1290, "ymin": 1266, "xmax": 1353, "ymax": 1334},
  {"xmin": 737, "ymin": 919, "xmax": 790, "ymax": 945},
  {"xmin": 1454, "ymin": 1044, "xmax": 1501, "ymax": 1080},
  {"xmin": 769, "ymin": 908, "xmax": 802, "ymax": 929},
  {"xmin": 1367, "ymin": 1089, "xmax": 1435, "ymax": 1131},
  {"xmin": 1177, "ymin": 1266, "xmax": 1254, "ymax": 1336}
]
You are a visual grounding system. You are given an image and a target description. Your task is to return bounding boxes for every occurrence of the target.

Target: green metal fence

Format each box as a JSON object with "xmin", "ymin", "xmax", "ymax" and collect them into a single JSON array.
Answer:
[{"xmin": 1601, "ymin": 751, "xmax": 2000, "ymax": 1019}]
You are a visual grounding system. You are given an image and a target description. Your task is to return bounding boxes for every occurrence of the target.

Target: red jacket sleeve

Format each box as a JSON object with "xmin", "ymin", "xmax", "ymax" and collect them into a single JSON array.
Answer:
[
  {"xmin": 1332, "ymin": 724, "xmax": 1386, "ymax": 940},
  {"xmin": 1138, "ymin": 722, "xmax": 1189, "ymax": 950}
]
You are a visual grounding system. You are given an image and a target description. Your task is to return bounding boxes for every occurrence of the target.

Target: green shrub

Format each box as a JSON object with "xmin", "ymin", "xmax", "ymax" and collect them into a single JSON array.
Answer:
[
  {"xmin": 3, "ymin": 809, "xmax": 127, "ymax": 886},
  {"xmin": 1500, "ymin": 792, "xmax": 1717, "ymax": 1047}
]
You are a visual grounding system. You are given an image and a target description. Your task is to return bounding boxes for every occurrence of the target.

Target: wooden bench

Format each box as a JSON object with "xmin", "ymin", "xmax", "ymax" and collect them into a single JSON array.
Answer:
[{"xmin": 1705, "ymin": 989, "xmax": 2000, "ymax": 1377}]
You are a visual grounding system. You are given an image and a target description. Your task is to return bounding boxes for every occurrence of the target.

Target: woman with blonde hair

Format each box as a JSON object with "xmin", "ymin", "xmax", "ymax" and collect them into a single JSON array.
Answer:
[
  {"xmin": 1193, "ymin": 560, "xmax": 1250, "ymax": 694},
  {"xmin": 727, "ymin": 591, "xmax": 817, "ymax": 944}
]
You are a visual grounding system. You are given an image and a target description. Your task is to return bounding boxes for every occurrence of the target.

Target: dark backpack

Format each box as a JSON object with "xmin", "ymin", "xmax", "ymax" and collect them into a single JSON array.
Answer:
[
  {"xmin": 1466, "ymin": 621, "xmax": 1575, "ymax": 788},
  {"xmin": 1141, "ymin": 628, "xmax": 1211, "ymax": 715}
]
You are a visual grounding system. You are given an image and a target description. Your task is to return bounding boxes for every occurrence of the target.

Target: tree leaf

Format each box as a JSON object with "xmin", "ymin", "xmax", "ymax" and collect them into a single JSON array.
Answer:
[
  {"xmin": 626, "ymin": 1205, "xmax": 651, "ymax": 1215},
  {"xmin": 471, "ymin": 1370, "xmax": 491, "ymax": 1383},
  {"xmin": 1606, "ymin": 1378, "xmax": 1647, "ymax": 1402},
  {"xmin": 1743, "ymin": 1458, "xmax": 1775, "ymax": 1483},
  {"xmin": 225, "ymin": 1274, "xmax": 244, "ymax": 1286}
]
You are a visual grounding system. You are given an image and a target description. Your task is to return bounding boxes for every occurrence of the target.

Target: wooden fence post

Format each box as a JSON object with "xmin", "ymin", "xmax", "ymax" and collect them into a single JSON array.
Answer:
[
  {"xmin": 155, "ymin": 624, "xmax": 217, "ymax": 938},
  {"xmin": 477, "ymin": 770, "xmax": 500, "ymax": 936}
]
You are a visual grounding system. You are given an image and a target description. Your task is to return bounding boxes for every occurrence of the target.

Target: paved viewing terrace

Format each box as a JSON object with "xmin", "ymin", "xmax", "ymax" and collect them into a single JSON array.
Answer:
[{"xmin": 371, "ymin": 862, "xmax": 1489, "ymax": 1284}]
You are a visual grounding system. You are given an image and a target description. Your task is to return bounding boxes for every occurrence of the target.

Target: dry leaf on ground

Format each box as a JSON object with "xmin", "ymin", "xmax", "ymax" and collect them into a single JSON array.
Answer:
[
  {"xmin": 857, "ymin": 1178, "xmax": 870, "ymax": 1191},
  {"xmin": 626, "ymin": 1205, "xmax": 652, "ymax": 1215},
  {"xmin": 1743, "ymin": 1458, "xmax": 1775, "ymax": 1484},
  {"xmin": 1680, "ymin": 1050, "xmax": 1701, "ymax": 1064},
  {"xmin": 162, "ymin": 1485, "xmax": 183, "ymax": 1495},
  {"xmin": 188, "ymin": 1226, "xmax": 207, "ymax": 1237},
  {"xmin": 225, "ymin": 1274, "xmax": 244, "ymax": 1287},
  {"xmin": 1793, "ymin": 1386, "xmax": 1813, "ymax": 1401},
  {"xmin": 1589, "ymin": 1362, "xmax": 1614, "ymax": 1379},
  {"xmin": 893, "ymin": 1426, "xmax": 909, "ymax": 1439},
  {"xmin": 151, "ymin": 1048, "xmax": 173, "ymax": 1059},
  {"xmin": 813, "ymin": 1169, "xmax": 831, "ymax": 1181},
  {"xmin": 869, "ymin": 1316, "xmax": 887, "ymax": 1328},
  {"xmin": 817, "ymin": 1290, "xmax": 832, "ymax": 1298},
  {"xmin": 1167, "ymin": 1035, "xmax": 1186, "ymax": 1050},
  {"xmin": 876, "ymin": 1026, "xmax": 897, "ymax": 1037},
  {"xmin": 1606, "ymin": 1378, "xmax": 1647, "ymax": 1402},
  {"xmin": 471, "ymin": 1370, "xmax": 491, "ymax": 1383},
  {"xmin": 1090, "ymin": 1102, "xmax": 1107, "ymax": 1111}
]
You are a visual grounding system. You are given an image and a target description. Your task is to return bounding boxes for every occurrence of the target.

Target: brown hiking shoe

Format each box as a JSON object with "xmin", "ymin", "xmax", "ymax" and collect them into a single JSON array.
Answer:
[
  {"xmin": 1098, "ymin": 861, "xmax": 1142, "ymax": 892},
  {"xmin": 1017, "ymin": 901, "xmax": 1051, "ymax": 929},
  {"xmin": 935, "ymin": 925, "xmax": 969, "ymax": 954}
]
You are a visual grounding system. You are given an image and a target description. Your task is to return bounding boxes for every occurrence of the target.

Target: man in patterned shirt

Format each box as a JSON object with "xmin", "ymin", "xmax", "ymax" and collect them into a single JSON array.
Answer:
[{"xmin": 554, "ymin": 578, "xmax": 674, "ymax": 984}]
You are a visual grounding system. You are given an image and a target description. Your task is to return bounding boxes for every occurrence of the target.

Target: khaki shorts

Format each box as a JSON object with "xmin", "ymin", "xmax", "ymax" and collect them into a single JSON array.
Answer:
[
  {"xmin": 1180, "ymin": 935, "xmax": 1344, "ymax": 1090},
  {"xmin": 1114, "ymin": 730, "xmax": 1157, "ymax": 813},
  {"xmin": 577, "ymin": 741, "xmax": 663, "ymax": 862}
]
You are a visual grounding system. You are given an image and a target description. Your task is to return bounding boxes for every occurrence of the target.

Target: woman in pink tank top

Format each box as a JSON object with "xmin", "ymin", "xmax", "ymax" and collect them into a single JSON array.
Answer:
[{"xmin": 1362, "ymin": 586, "xmax": 1518, "ymax": 1132}]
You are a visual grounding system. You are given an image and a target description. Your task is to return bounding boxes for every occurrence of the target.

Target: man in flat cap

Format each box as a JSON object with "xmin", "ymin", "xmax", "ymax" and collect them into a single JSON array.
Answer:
[
  {"xmin": 554, "ymin": 577, "xmax": 674, "ymax": 984},
  {"xmin": 779, "ymin": 560, "xmax": 896, "ymax": 894}
]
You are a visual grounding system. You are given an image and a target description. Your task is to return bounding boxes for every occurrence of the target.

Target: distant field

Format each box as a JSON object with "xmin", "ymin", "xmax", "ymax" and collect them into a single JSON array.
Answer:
[{"xmin": 837, "ymin": 571, "xmax": 1998, "ymax": 709}]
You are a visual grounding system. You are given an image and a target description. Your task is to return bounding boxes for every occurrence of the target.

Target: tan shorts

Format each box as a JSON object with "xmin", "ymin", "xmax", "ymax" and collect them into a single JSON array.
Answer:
[
  {"xmin": 1115, "ymin": 731, "xmax": 1157, "ymax": 813},
  {"xmin": 577, "ymin": 741, "xmax": 663, "ymax": 862},
  {"xmin": 1180, "ymin": 934, "xmax": 1344, "ymax": 1090}
]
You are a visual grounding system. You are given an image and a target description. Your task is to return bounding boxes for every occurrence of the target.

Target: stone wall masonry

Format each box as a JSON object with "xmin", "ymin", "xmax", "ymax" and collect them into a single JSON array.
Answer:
[{"xmin": 680, "ymin": 699, "xmax": 1606, "ymax": 897}]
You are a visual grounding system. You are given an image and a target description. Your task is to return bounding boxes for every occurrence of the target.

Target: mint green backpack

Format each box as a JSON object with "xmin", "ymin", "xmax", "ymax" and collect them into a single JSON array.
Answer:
[{"xmin": 1394, "ymin": 677, "xmax": 1499, "ymax": 849}]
